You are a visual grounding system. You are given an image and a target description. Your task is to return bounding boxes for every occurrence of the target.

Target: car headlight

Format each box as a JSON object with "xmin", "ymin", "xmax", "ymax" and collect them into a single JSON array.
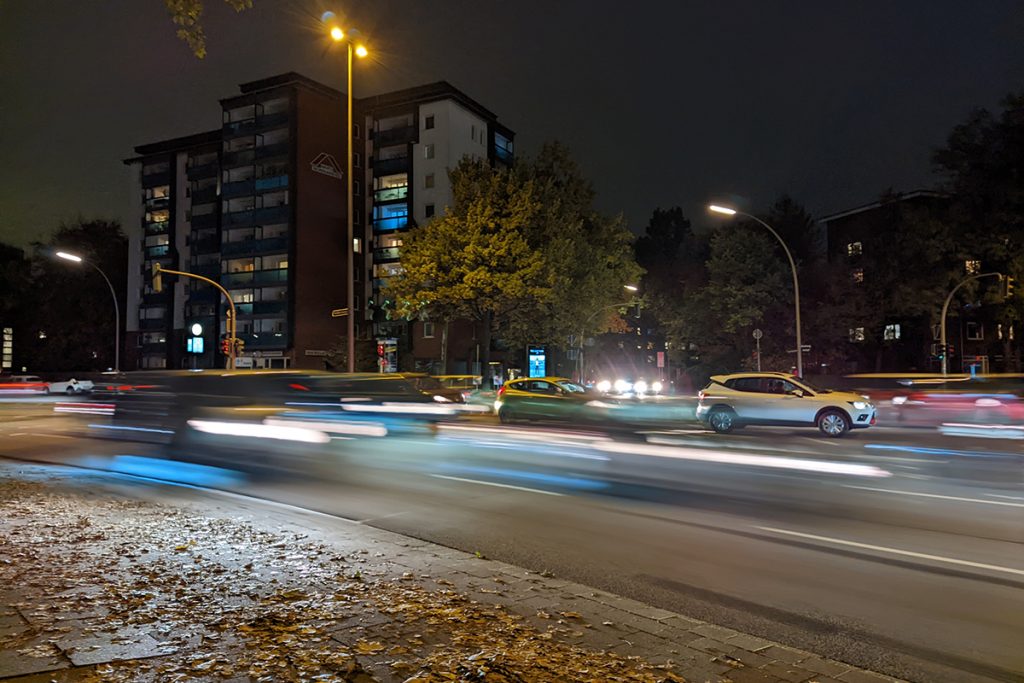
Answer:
[
  {"xmin": 850, "ymin": 401, "xmax": 868, "ymax": 410},
  {"xmin": 892, "ymin": 396, "xmax": 907, "ymax": 405},
  {"xmin": 433, "ymin": 395, "xmax": 452, "ymax": 403},
  {"xmin": 634, "ymin": 380, "xmax": 648, "ymax": 394},
  {"xmin": 614, "ymin": 379, "xmax": 631, "ymax": 394},
  {"xmin": 651, "ymin": 381, "xmax": 663, "ymax": 394},
  {"xmin": 596, "ymin": 380, "xmax": 612, "ymax": 393}
]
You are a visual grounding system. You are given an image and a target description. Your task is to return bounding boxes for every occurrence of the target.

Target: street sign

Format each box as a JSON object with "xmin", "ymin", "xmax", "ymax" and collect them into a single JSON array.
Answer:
[
  {"xmin": 304, "ymin": 349, "xmax": 328, "ymax": 357},
  {"xmin": 786, "ymin": 345, "xmax": 812, "ymax": 353},
  {"xmin": 752, "ymin": 328, "xmax": 763, "ymax": 340},
  {"xmin": 331, "ymin": 308, "xmax": 348, "ymax": 318},
  {"xmin": 656, "ymin": 351, "xmax": 665, "ymax": 368}
]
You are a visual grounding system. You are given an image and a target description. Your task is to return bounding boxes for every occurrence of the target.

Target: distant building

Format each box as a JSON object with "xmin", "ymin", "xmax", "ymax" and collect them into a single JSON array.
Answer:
[{"xmin": 124, "ymin": 73, "xmax": 513, "ymax": 372}]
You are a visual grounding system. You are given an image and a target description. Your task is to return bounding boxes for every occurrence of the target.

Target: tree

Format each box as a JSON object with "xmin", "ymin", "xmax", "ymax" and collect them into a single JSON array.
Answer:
[
  {"xmin": 164, "ymin": 0, "xmax": 253, "ymax": 58},
  {"xmin": 24, "ymin": 219, "xmax": 127, "ymax": 372}
]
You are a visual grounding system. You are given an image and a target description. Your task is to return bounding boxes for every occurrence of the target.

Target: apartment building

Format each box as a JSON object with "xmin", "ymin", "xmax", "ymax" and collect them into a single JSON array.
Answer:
[{"xmin": 124, "ymin": 74, "xmax": 513, "ymax": 372}]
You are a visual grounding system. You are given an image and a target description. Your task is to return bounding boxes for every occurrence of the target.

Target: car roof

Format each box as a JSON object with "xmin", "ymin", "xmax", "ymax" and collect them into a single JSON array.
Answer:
[
  {"xmin": 507, "ymin": 376, "xmax": 574, "ymax": 383},
  {"xmin": 711, "ymin": 372, "xmax": 798, "ymax": 380}
]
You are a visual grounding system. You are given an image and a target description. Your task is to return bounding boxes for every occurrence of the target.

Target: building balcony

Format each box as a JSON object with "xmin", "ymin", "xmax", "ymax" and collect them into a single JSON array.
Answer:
[
  {"xmin": 190, "ymin": 213, "xmax": 218, "ymax": 230},
  {"xmin": 373, "ymin": 216, "xmax": 408, "ymax": 232},
  {"xmin": 142, "ymin": 292, "xmax": 170, "ymax": 305},
  {"xmin": 190, "ymin": 237, "xmax": 219, "ymax": 254},
  {"xmin": 191, "ymin": 264, "xmax": 220, "ymax": 280},
  {"xmin": 221, "ymin": 236, "xmax": 288, "ymax": 258},
  {"xmin": 142, "ymin": 171, "xmax": 170, "ymax": 187},
  {"xmin": 221, "ymin": 268, "xmax": 289, "ymax": 288},
  {"xmin": 188, "ymin": 288, "xmax": 219, "ymax": 303},
  {"xmin": 371, "ymin": 278, "xmax": 389, "ymax": 290},
  {"xmin": 191, "ymin": 186, "xmax": 218, "ymax": 204},
  {"xmin": 494, "ymin": 146, "xmax": 514, "ymax": 165},
  {"xmin": 223, "ymin": 118, "xmax": 259, "ymax": 137},
  {"xmin": 255, "ymin": 142, "xmax": 289, "ymax": 160},
  {"xmin": 222, "ymin": 178, "xmax": 255, "ymax": 199},
  {"xmin": 374, "ymin": 185, "xmax": 408, "ymax": 203},
  {"xmin": 255, "ymin": 174, "xmax": 289, "ymax": 192},
  {"xmin": 373, "ymin": 246, "xmax": 400, "ymax": 261},
  {"xmin": 187, "ymin": 163, "xmax": 218, "ymax": 180},
  {"xmin": 145, "ymin": 196, "xmax": 170, "ymax": 210},
  {"xmin": 144, "ymin": 245, "xmax": 170, "ymax": 258},
  {"xmin": 222, "ymin": 205, "xmax": 290, "ymax": 228},
  {"xmin": 139, "ymin": 319, "xmax": 166, "ymax": 331},
  {"xmin": 144, "ymin": 221, "xmax": 170, "ymax": 234},
  {"xmin": 223, "ymin": 149, "xmax": 255, "ymax": 167},
  {"xmin": 374, "ymin": 157, "xmax": 410, "ymax": 176},
  {"xmin": 234, "ymin": 300, "xmax": 289, "ymax": 317},
  {"xmin": 374, "ymin": 125, "xmax": 417, "ymax": 147}
]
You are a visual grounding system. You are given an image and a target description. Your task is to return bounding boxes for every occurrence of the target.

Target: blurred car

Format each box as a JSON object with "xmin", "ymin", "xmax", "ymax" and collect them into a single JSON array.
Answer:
[
  {"xmin": 433, "ymin": 374, "xmax": 496, "ymax": 412},
  {"xmin": 401, "ymin": 373, "xmax": 466, "ymax": 403},
  {"xmin": 494, "ymin": 376, "xmax": 594, "ymax": 424},
  {"xmin": 696, "ymin": 372, "xmax": 875, "ymax": 437},
  {"xmin": 46, "ymin": 378, "xmax": 94, "ymax": 395},
  {"xmin": 0, "ymin": 375, "xmax": 49, "ymax": 394}
]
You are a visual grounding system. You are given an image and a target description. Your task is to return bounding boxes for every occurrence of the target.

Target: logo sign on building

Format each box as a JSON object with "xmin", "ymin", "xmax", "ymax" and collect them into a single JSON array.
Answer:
[
  {"xmin": 310, "ymin": 153, "xmax": 343, "ymax": 180},
  {"xmin": 528, "ymin": 345, "xmax": 546, "ymax": 378},
  {"xmin": 2, "ymin": 327, "xmax": 12, "ymax": 370}
]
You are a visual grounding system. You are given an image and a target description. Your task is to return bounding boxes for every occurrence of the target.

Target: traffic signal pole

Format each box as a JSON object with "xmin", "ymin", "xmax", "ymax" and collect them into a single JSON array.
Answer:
[
  {"xmin": 152, "ymin": 264, "xmax": 238, "ymax": 370},
  {"xmin": 940, "ymin": 271, "xmax": 1003, "ymax": 375}
]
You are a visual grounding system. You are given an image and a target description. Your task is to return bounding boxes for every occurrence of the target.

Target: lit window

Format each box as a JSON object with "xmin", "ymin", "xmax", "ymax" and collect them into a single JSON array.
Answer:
[
  {"xmin": 965, "ymin": 259, "xmax": 981, "ymax": 275},
  {"xmin": 847, "ymin": 241, "xmax": 862, "ymax": 256},
  {"xmin": 966, "ymin": 322, "xmax": 983, "ymax": 340},
  {"xmin": 852, "ymin": 268, "xmax": 864, "ymax": 283},
  {"xmin": 424, "ymin": 173, "xmax": 435, "ymax": 189},
  {"xmin": 424, "ymin": 115, "xmax": 434, "ymax": 130},
  {"xmin": 849, "ymin": 327, "xmax": 865, "ymax": 342},
  {"xmin": 353, "ymin": 238, "xmax": 362, "ymax": 254},
  {"xmin": 423, "ymin": 322, "xmax": 435, "ymax": 338},
  {"xmin": 425, "ymin": 204, "xmax": 435, "ymax": 218},
  {"xmin": 424, "ymin": 144, "xmax": 435, "ymax": 159},
  {"xmin": 883, "ymin": 323, "xmax": 901, "ymax": 340}
]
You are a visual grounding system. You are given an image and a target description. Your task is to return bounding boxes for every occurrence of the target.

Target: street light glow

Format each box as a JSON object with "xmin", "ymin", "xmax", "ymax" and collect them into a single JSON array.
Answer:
[
  {"xmin": 624, "ymin": 284, "xmax": 638, "ymax": 292},
  {"xmin": 55, "ymin": 251, "xmax": 83, "ymax": 262},
  {"xmin": 355, "ymin": 44, "xmax": 368, "ymax": 58},
  {"xmin": 330, "ymin": 26, "xmax": 344, "ymax": 41},
  {"xmin": 708, "ymin": 205, "xmax": 737, "ymax": 216}
]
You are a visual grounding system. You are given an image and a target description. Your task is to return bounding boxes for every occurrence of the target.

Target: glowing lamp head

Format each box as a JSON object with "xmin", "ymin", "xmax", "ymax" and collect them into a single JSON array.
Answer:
[
  {"xmin": 708, "ymin": 204, "xmax": 737, "ymax": 216},
  {"xmin": 56, "ymin": 251, "xmax": 82, "ymax": 263},
  {"xmin": 330, "ymin": 26, "xmax": 344, "ymax": 41},
  {"xmin": 624, "ymin": 284, "xmax": 638, "ymax": 292},
  {"xmin": 355, "ymin": 44, "xmax": 368, "ymax": 58}
]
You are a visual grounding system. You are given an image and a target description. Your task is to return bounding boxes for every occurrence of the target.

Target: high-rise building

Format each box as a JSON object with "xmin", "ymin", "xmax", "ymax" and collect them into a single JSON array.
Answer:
[{"xmin": 124, "ymin": 73, "xmax": 513, "ymax": 372}]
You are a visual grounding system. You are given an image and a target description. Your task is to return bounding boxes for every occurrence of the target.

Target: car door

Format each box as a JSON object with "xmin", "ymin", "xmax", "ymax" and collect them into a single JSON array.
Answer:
[
  {"xmin": 727, "ymin": 377, "xmax": 774, "ymax": 422},
  {"xmin": 517, "ymin": 380, "xmax": 561, "ymax": 419},
  {"xmin": 759, "ymin": 378, "xmax": 815, "ymax": 423}
]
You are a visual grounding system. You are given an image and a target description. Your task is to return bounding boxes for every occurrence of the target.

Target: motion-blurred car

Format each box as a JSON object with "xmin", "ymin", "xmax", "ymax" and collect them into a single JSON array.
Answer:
[
  {"xmin": 46, "ymin": 378, "xmax": 94, "ymax": 395},
  {"xmin": 0, "ymin": 375, "xmax": 49, "ymax": 394},
  {"xmin": 696, "ymin": 372, "xmax": 875, "ymax": 437},
  {"xmin": 433, "ymin": 374, "xmax": 496, "ymax": 412},
  {"xmin": 494, "ymin": 376, "xmax": 594, "ymax": 424},
  {"xmin": 402, "ymin": 373, "xmax": 466, "ymax": 403}
]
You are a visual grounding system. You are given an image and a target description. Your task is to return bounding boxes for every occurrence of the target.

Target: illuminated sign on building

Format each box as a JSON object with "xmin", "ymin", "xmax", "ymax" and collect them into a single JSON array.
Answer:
[{"xmin": 2, "ymin": 327, "xmax": 12, "ymax": 370}]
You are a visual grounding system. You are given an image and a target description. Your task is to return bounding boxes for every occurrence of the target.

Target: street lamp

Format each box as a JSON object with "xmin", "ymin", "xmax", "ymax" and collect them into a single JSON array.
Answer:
[
  {"xmin": 708, "ymin": 204, "xmax": 804, "ymax": 378},
  {"xmin": 939, "ymin": 271, "xmax": 1002, "ymax": 375},
  {"xmin": 55, "ymin": 251, "xmax": 120, "ymax": 372},
  {"xmin": 324, "ymin": 12, "xmax": 369, "ymax": 373}
]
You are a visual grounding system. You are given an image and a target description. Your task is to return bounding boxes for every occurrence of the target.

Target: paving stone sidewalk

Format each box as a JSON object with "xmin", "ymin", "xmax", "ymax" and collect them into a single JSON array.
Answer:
[{"xmin": 0, "ymin": 462, "xmax": 905, "ymax": 683}]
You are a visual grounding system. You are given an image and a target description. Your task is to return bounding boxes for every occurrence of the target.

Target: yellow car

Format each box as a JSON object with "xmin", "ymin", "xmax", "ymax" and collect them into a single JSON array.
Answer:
[{"xmin": 494, "ymin": 376, "xmax": 593, "ymax": 424}]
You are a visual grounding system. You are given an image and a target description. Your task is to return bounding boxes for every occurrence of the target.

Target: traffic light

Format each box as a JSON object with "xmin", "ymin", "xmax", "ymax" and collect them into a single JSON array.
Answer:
[
  {"xmin": 948, "ymin": 344, "xmax": 956, "ymax": 357},
  {"xmin": 234, "ymin": 338, "xmax": 245, "ymax": 354},
  {"xmin": 220, "ymin": 338, "xmax": 231, "ymax": 356},
  {"xmin": 151, "ymin": 262, "xmax": 163, "ymax": 293},
  {"xmin": 1005, "ymin": 276, "xmax": 1016, "ymax": 299}
]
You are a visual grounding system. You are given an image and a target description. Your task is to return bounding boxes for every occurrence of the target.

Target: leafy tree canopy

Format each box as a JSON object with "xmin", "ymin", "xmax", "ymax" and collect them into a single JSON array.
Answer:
[{"xmin": 164, "ymin": 0, "xmax": 253, "ymax": 58}]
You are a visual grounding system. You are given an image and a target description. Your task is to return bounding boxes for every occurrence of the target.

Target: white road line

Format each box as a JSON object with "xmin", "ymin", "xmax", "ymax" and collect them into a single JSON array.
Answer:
[
  {"xmin": 842, "ymin": 484, "xmax": 1024, "ymax": 508},
  {"xmin": 25, "ymin": 433, "xmax": 74, "ymax": 440},
  {"xmin": 430, "ymin": 474, "xmax": 563, "ymax": 496},
  {"xmin": 987, "ymin": 493, "xmax": 1024, "ymax": 501},
  {"xmin": 757, "ymin": 526, "xmax": 1024, "ymax": 577}
]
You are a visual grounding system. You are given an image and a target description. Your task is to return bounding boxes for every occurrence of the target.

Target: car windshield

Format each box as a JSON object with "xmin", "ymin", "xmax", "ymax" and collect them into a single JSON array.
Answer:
[
  {"xmin": 794, "ymin": 377, "xmax": 829, "ymax": 394},
  {"xmin": 555, "ymin": 381, "xmax": 587, "ymax": 393}
]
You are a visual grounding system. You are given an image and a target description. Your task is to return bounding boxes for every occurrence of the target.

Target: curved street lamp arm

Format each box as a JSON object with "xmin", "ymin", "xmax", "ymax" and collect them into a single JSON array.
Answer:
[
  {"xmin": 84, "ymin": 259, "xmax": 120, "ymax": 373},
  {"xmin": 939, "ymin": 271, "xmax": 1002, "ymax": 375}
]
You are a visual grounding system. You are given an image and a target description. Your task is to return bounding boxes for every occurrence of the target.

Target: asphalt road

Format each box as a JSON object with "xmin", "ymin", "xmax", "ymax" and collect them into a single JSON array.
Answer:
[{"xmin": 1, "ymin": 398, "xmax": 1022, "ymax": 683}]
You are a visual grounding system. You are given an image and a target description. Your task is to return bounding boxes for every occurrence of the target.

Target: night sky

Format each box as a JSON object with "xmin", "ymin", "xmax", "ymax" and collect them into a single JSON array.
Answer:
[{"xmin": 2, "ymin": 1, "xmax": 1022, "ymax": 248}]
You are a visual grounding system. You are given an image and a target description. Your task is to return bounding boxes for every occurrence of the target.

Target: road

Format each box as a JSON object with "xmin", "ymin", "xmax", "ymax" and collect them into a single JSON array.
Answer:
[{"xmin": 1, "ymin": 397, "xmax": 1022, "ymax": 683}]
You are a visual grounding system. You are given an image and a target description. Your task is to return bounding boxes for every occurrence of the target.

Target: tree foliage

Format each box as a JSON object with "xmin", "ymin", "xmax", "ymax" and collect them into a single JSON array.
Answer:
[{"xmin": 164, "ymin": 0, "xmax": 253, "ymax": 58}]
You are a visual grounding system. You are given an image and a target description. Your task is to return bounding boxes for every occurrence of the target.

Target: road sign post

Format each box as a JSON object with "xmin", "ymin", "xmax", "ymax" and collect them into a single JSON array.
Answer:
[{"xmin": 752, "ymin": 328, "xmax": 763, "ymax": 372}]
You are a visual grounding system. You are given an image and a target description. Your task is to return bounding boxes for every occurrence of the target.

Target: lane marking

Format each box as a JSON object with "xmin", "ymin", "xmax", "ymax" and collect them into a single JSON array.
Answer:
[
  {"xmin": 26, "ymin": 433, "xmax": 74, "ymax": 439},
  {"xmin": 757, "ymin": 526, "xmax": 1024, "ymax": 577},
  {"xmin": 987, "ymin": 494, "xmax": 1024, "ymax": 501},
  {"xmin": 430, "ymin": 474, "xmax": 563, "ymax": 496},
  {"xmin": 843, "ymin": 485, "xmax": 1024, "ymax": 508}
]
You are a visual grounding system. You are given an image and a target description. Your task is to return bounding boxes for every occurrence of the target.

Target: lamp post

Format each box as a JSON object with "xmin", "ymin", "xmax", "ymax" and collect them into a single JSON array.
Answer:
[
  {"xmin": 939, "ymin": 272, "xmax": 1002, "ymax": 375},
  {"xmin": 325, "ymin": 13, "xmax": 369, "ymax": 372},
  {"xmin": 577, "ymin": 285, "xmax": 639, "ymax": 382},
  {"xmin": 708, "ymin": 204, "xmax": 803, "ymax": 378},
  {"xmin": 55, "ymin": 251, "xmax": 120, "ymax": 373}
]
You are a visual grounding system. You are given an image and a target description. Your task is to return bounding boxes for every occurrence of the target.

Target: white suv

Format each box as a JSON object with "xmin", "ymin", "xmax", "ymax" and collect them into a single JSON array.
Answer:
[{"xmin": 696, "ymin": 372, "xmax": 875, "ymax": 437}]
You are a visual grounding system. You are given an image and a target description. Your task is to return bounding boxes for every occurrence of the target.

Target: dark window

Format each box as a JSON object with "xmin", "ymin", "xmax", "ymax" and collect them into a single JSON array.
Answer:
[
  {"xmin": 727, "ymin": 377, "xmax": 762, "ymax": 392},
  {"xmin": 424, "ymin": 115, "xmax": 435, "ymax": 130},
  {"xmin": 425, "ymin": 204, "xmax": 435, "ymax": 218}
]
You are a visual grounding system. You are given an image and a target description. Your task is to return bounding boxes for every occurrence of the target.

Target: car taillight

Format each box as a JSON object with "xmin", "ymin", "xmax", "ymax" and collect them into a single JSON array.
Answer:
[{"xmin": 497, "ymin": 386, "xmax": 506, "ymax": 398}]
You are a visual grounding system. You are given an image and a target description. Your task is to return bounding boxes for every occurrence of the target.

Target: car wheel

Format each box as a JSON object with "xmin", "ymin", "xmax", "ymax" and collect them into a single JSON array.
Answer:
[
  {"xmin": 44, "ymin": 387, "xmax": 51, "ymax": 395},
  {"xmin": 498, "ymin": 407, "xmax": 514, "ymax": 424},
  {"xmin": 708, "ymin": 407, "xmax": 736, "ymax": 433},
  {"xmin": 66, "ymin": 387, "xmax": 76, "ymax": 396},
  {"xmin": 818, "ymin": 410, "xmax": 849, "ymax": 437}
]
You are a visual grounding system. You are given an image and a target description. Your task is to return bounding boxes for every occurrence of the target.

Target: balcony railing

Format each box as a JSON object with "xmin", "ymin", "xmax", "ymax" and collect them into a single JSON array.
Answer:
[
  {"xmin": 186, "ymin": 163, "xmax": 218, "ymax": 179},
  {"xmin": 255, "ymin": 174, "xmax": 288, "ymax": 192},
  {"xmin": 139, "ymin": 319, "xmax": 166, "ymax": 330},
  {"xmin": 223, "ymin": 149, "xmax": 255, "ymax": 167},
  {"xmin": 222, "ymin": 178, "xmax": 255, "ymax": 198},
  {"xmin": 142, "ymin": 292, "xmax": 170, "ymax": 305},
  {"xmin": 191, "ymin": 264, "xmax": 220, "ymax": 280},
  {"xmin": 374, "ymin": 125, "xmax": 417, "ymax": 147},
  {"xmin": 236, "ymin": 332, "xmax": 289, "ymax": 349},
  {"xmin": 374, "ymin": 185, "xmax": 408, "ymax": 203},
  {"xmin": 256, "ymin": 142, "xmax": 289, "ymax": 160},
  {"xmin": 223, "ymin": 118, "xmax": 258, "ymax": 137},
  {"xmin": 374, "ymin": 156, "xmax": 410, "ymax": 176},
  {"xmin": 190, "ymin": 213, "xmax": 217, "ymax": 230},
  {"xmin": 190, "ymin": 237, "xmax": 219, "ymax": 254},
  {"xmin": 142, "ymin": 171, "xmax": 170, "ymax": 187},
  {"xmin": 187, "ymin": 288, "xmax": 219, "ymax": 303},
  {"xmin": 221, "ymin": 236, "xmax": 288, "ymax": 257},
  {"xmin": 257, "ymin": 111, "xmax": 289, "ymax": 130},
  {"xmin": 373, "ymin": 216, "xmax": 408, "ymax": 232},
  {"xmin": 494, "ymin": 146, "xmax": 514, "ymax": 165},
  {"xmin": 191, "ymin": 186, "xmax": 218, "ymax": 204},
  {"xmin": 222, "ymin": 205, "xmax": 290, "ymax": 227},
  {"xmin": 373, "ymin": 246, "xmax": 401, "ymax": 261},
  {"xmin": 145, "ymin": 221, "xmax": 170, "ymax": 234},
  {"xmin": 145, "ymin": 245, "xmax": 170, "ymax": 258},
  {"xmin": 221, "ymin": 268, "xmax": 289, "ymax": 288},
  {"xmin": 232, "ymin": 300, "xmax": 288, "ymax": 317}
]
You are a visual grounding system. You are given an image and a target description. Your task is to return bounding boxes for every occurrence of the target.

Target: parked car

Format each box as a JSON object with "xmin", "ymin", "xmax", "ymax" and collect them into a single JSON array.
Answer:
[
  {"xmin": 0, "ymin": 375, "xmax": 49, "ymax": 394},
  {"xmin": 46, "ymin": 378, "xmax": 94, "ymax": 395},
  {"xmin": 696, "ymin": 372, "xmax": 876, "ymax": 437}
]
